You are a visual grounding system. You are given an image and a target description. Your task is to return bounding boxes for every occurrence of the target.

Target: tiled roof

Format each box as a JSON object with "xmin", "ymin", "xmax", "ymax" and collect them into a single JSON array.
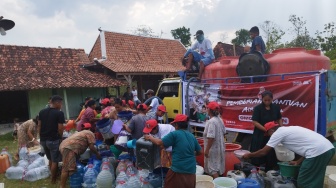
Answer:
[
  {"xmin": 0, "ymin": 45, "xmax": 126, "ymax": 91},
  {"xmin": 213, "ymin": 42, "xmax": 245, "ymax": 59},
  {"xmin": 88, "ymin": 31, "xmax": 186, "ymax": 74}
]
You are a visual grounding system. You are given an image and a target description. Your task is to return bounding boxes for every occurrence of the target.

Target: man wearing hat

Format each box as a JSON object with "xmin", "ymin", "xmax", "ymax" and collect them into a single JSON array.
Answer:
[
  {"xmin": 243, "ymin": 122, "xmax": 335, "ymax": 188},
  {"xmin": 143, "ymin": 119, "xmax": 175, "ymax": 167},
  {"xmin": 182, "ymin": 30, "xmax": 215, "ymax": 79},
  {"xmin": 145, "ymin": 114, "xmax": 201, "ymax": 188},
  {"xmin": 147, "ymin": 104, "xmax": 167, "ymax": 123},
  {"xmin": 59, "ymin": 127, "xmax": 101, "ymax": 188},
  {"xmin": 145, "ymin": 89, "xmax": 159, "ymax": 113}
]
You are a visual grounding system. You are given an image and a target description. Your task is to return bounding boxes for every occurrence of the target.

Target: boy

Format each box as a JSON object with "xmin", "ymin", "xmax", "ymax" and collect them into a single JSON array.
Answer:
[{"xmin": 249, "ymin": 26, "xmax": 266, "ymax": 54}]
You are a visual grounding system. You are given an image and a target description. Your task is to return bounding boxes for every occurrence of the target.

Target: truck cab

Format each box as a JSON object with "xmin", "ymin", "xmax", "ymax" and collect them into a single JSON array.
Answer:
[{"xmin": 156, "ymin": 77, "xmax": 182, "ymax": 122}]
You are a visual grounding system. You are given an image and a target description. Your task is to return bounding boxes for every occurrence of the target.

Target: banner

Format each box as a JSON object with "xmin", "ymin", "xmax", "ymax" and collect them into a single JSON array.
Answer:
[{"xmin": 183, "ymin": 74, "xmax": 319, "ymax": 133}]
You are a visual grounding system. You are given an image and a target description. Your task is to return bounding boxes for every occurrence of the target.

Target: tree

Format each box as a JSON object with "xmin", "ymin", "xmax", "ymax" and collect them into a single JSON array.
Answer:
[
  {"xmin": 171, "ymin": 27, "xmax": 191, "ymax": 47},
  {"xmin": 130, "ymin": 25, "xmax": 158, "ymax": 37},
  {"xmin": 259, "ymin": 20, "xmax": 285, "ymax": 53},
  {"xmin": 315, "ymin": 22, "xmax": 336, "ymax": 53},
  {"xmin": 231, "ymin": 29, "xmax": 251, "ymax": 46},
  {"xmin": 286, "ymin": 15, "xmax": 319, "ymax": 50}
]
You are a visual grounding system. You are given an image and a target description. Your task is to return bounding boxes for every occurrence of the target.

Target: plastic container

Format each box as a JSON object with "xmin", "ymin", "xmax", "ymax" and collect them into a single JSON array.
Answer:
[
  {"xmin": 0, "ymin": 154, "xmax": 10, "ymax": 173},
  {"xmin": 27, "ymin": 153, "xmax": 41, "ymax": 163},
  {"xmin": 237, "ymin": 178, "xmax": 260, "ymax": 188},
  {"xmin": 196, "ymin": 165, "xmax": 204, "ymax": 175},
  {"xmin": 227, "ymin": 170, "xmax": 246, "ymax": 181},
  {"xmin": 24, "ymin": 165, "xmax": 50, "ymax": 181},
  {"xmin": 328, "ymin": 174, "xmax": 336, "ymax": 187},
  {"xmin": 96, "ymin": 118, "xmax": 114, "ymax": 139},
  {"xmin": 196, "ymin": 181, "xmax": 215, "ymax": 188},
  {"xmin": 5, "ymin": 166, "xmax": 24, "ymax": 179},
  {"xmin": 234, "ymin": 162, "xmax": 256, "ymax": 177},
  {"xmin": 116, "ymin": 170, "xmax": 128, "ymax": 182},
  {"xmin": 17, "ymin": 160, "xmax": 29, "ymax": 168},
  {"xmin": 140, "ymin": 177, "xmax": 154, "ymax": 188},
  {"xmin": 136, "ymin": 137, "xmax": 161, "ymax": 171},
  {"xmin": 127, "ymin": 139, "xmax": 137, "ymax": 149},
  {"xmin": 117, "ymin": 111, "xmax": 133, "ymax": 123},
  {"xmin": 247, "ymin": 168, "xmax": 264, "ymax": 188},
  {"xmin": 147, "ymin": 172, "xmax": 163, "ymax": 188},
  {"xmin": 277, "ymin": 162, "xmax": 300, "ymax": 178},
  {"xmin": 69, "ymin": 162, "xmax": 85, "ymax": 188},
  {"xmin": 19, "ymin": 145, "xmax": 29, "ymax": 161},
  {"xmin": 213, "ymin": 177, "xmax": 238, "ymax": 188},
  {"xmin": 324, "ymin": 166, "xmax": 336, "ymax": 187},
  {"xmin": 127, "ymin": 174, "xmax": 141, "ymax": 188},
  {"xmin": 274, "ymin": 144, "xmax": 295, "ymax": 162},
  {"xmin": 266, "ymin": 170, "xmax": 281, "ymax": 181},
  {"xmin": 112, "ymin": 120, "xmax": 124, "ymax": 134},
  {"xmin": 116, "ymin": 181, "xmax": 128, "ymax": 188},
  {"xmin": 96, "ymin": 166, "xmax": 114, "ymax": 188},
  {"xmin": 83, "ymin": 164, "xmax": 98, "ymax": 188},
  {"xmin": 27, "ymin": 157, "xmax": 45, "ymax": 170},
  {"xmin": 80, "ymin": 149, "xmax": 91, "ymax": 160},
  {"xmin": 1, "ymin": 148, "xmax": 13, "ymax": 166},
  {"xmin": 273, "ymin": 180, "xmax": 295, "ymax": 188},
  {"xmin": 196, "ymin": 175, "xmax": 213, "ymax": 182},
  {"xmin": 225, "ymin": 143, "xmax": 242, "ymax": 176},
  {"xmin": 196, "ymin": 138, "xmax": 204, "ymax": 167},
  {"xmin": 115, "ymin": 130, "xmax": 131, "ymax": 151}
]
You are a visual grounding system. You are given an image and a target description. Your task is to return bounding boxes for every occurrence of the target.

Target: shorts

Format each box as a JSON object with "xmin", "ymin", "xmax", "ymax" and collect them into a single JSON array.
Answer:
[
  {"xmin": 60, "ymin": 148, "xmax": 77, "ymax": 176},
  {"xmin": 191, "ymin": 51, "xmax": 213, "ymax": 66},
  {"xmin": 12, "ymin": 130, "xmax": 18, "ymax": 136},
  {"xmin": 40, "ymin": 139, "xmax": 62, "ymax": 163}
]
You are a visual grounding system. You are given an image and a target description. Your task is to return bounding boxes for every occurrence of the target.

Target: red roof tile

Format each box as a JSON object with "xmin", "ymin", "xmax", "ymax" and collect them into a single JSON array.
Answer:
[
  {"xmin": 213, "ymin": 42, "xmax": 245, "ymax": 59},
  {"xmin": 88, "ymin": 31, "xmax": 186, "ymax": 74},
  {"xmin": 0, "ymin": 45, "xmax": 126, "ymax": 91}
]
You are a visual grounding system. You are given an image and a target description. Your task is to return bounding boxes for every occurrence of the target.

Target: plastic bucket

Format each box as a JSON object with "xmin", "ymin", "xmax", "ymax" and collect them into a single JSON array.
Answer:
[
  {"xmin": 274, "ymin": 144, "xmax": 295, "ymax": 162},
  {"xmin": 225, "ymin": 143, "xmax": 242, "ymax": 176},
  {"xmin": 324, "ymin": 166, "xmax": 336, "ymax": 187},
  {"xmin": 112, "ymin": 120, "xmax": 124, "ymax": 134},
  {"xmin": 96, "ymin": 118, "xmax": 112, "ymax": 129},
  {"xmin": 196, "ymin": 175, "xmax": 213, "ymax": 182},
  {"xmin": 127, "ymin": 139, "xmax": 136, "ymax": 148},
  {"xmin": 213, "ymin": 177, "xmax": 237, "ymax": 188},
  {"xmin": 196, "ymin": 165, "xmax": 204, "ymax": 175},
  {"xmin": 196, "ymin": 181, "xmax": 215, "ymax": 188},
  {"xmin": 277, "ymin": 162, "xmax": 300, "ymax": 178},
  {"xmin": 117, "ymin": 111, "xmax": 133, "ymax": 123}
]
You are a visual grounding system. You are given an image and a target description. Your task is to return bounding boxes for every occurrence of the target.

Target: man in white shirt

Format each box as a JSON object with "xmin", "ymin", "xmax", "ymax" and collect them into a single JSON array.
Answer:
[
  {"xmin": 183, "ymin": 30, "xmax": 215, "ymax": 79},
  {"xmin": 145, "ymin": 89, "xmax": 159, "ymax": 114},
  {"xmin": 243, "ymin": 122, "xmax": 335, "ymax": 188},
  {"xmin": 143, "ymin": 119, "xmax": 175, "ymax": 167},
  {"xmin": 132, "ymin": 86, "xmax": 141, "ymax": 106}
]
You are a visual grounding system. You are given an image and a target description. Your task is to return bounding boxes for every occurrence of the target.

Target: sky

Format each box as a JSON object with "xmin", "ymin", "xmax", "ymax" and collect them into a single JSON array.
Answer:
[{"xmin": 1, "ymin": 0, "xmax": 336, "ymax": 53}]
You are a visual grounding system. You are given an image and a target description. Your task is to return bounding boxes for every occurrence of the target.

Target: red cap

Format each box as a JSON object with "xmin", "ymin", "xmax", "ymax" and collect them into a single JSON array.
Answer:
[
  {"xmin": 128, "ymin": 100, "xmax": 135, "ymax": 108},
  {"xmin": 83, "ymin": 123, "xmax": 92, "ymax": 129},
  {"xmin": 265, "ymin": 121, "xmax": 279, "ymax": 131},
  {"xmin": 100, "ymin": 98, "xmax": 110, "ymax": 106},
  {"xmin": 207, "ymin": 101, "xmax": 220, "ymax": 110},
  {"xmin": 157, "ymin": 105, "xmax": 167, "ymax": 113},
  {"xmin": 122, "ymin": 100, "xmax": 126, "ymax": 106},
  {"xmin": 137, "ymin": 103, "xmax": 148, "ymax": 110},
  {"xmin": 171, "ymin": 114, "xmax": 188, "ymax": 124},
  {"xmin": 143, "ymin": 119, "xmax": 158, "ymax": 134}
]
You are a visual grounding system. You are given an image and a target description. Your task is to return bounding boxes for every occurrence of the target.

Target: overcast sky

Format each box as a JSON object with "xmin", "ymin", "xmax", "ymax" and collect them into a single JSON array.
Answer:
[{"xmin": 1, "ymin": 0, "xmax": 335, "ymax": 53}]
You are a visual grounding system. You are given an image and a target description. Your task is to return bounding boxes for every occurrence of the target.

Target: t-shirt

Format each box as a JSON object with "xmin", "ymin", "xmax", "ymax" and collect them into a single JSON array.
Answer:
[
  {"xmin": 148, "ymin": 98, "xmax": 159, "ymax": 114},
  {"xmin": 77, "ymin": 107, "xmax": 95, "ymax": 131},
  {"xmin": 154, "ymin": 124, "xmax": 175, "ymax": 152},
  {"xmin": 123, "ymin": 92, "xmax": 134, "ymax": 104},
  {"xmin": 267, "ymin": 126, "xmax": 334, "ymax": 158},
  {"xmin": 162, "ymin": 130, "xmax": 201, "ymax": 174},
  {"xmin": 39, "ymin": 107, "xmax": 65, "ymax": 141},
  {"xmin": 191, "ymin": 38, "xmax": 214, "ymax": 59},
  {"xmin": 132, "ymin": 90, "xmax": 139, "ymax": 101},
  {"xmin": 59, "ymin": 130, "xmax": 96, "ymax": 155},
  {"xmin": 128, "ymin": 114, "xmax": 149, "ymax": 140},
  {"xmin": 251, "ymin": 36, "xmax": 266, "ymax": 54}
]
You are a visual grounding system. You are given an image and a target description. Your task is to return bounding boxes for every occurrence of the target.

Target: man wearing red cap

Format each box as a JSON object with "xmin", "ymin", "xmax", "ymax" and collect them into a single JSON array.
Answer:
[
  {"xmin": 147, "ymin": 104, "xmax": 167, "ymax": 123},
  {"xmin": 243, "ymin": 122, "xmax": 335, "ymax": 188},
  {"xmin": 144, "ymin": 114, "xmax": 201, "ymax": 188},
  {"xmin": 143, "ymin": 119, "xmax": 175, "ymax": 167}
]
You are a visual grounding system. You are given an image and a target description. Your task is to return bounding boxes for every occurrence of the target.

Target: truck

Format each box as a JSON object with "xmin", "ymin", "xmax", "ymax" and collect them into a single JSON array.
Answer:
[{"xmin": 155, "ymin": 48, "xmax": 336, "ymax": 141}]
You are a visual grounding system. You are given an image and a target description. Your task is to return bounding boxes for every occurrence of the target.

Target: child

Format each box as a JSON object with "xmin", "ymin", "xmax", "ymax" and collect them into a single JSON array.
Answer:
[
  {"xmin": 95, "ymin": 106, "xmax": 102, "ymax": 119},
  {"xmin": 12, "ymin": 118, "xmax": 20, "ymax": 142},
  {"xmin": 197, "ymin": 105, "xmax": 208, "ymax": 122},
  {"xmin": 249, "ymin": 26, "xmax": 266, "ymax": 54}
]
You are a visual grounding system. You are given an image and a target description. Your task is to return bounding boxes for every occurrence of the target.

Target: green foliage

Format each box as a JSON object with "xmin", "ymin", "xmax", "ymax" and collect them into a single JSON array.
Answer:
[
  {"xmin": 260, "ymin": 20, "xmax": 286, "ymax": 53},
  {"xmin": 316, "ymin": 22, "xmax": 336, "ymax": 53},
  {"xmin": 231, "ymin": 29, "xmax": 251, "ymax": 46},
  {"xmin": 331, "ymin": 59, "xmax": 336, "ymax": 70},
  {"xmin": 286, "ymin": 15, "xmax": 319, "ymax": 50},
  {"xmin": 325, "ymin": 48, "xmax": 336, "ymax": 60},
  {"xmin": 171, "ymin": 26, "xmax": 191, "ymax": 47}
]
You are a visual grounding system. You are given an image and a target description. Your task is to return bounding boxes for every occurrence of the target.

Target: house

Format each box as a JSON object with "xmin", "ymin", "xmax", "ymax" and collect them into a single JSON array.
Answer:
[
  {"xmin": 0, "ymin": 45, "xmax": 126, "ymax": 123},
  {"xmin": 87, "ymin": 30, "xmax": 186, "ymax": 101},
  {"xmin": 213, "ymin": 42, "xmax": 245, "ymax": 59}
]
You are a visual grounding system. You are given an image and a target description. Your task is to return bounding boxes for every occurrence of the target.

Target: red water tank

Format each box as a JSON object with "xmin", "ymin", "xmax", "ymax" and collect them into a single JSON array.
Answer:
[{"xmin": 203, "ymin": 48, "xmax": 330, "ymax": 82}]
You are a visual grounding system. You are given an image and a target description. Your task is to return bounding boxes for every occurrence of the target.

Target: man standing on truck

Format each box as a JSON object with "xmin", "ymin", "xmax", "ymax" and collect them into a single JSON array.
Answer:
[
  {"xmin": 183, "ymin": 30, "xmax": 215, "ymax": 79},
  {"xmin": 147, "ymin": 104, "xmax": 167, "ymax": 123},
  {"xmin": 243, "ymin": 122, "xmax": 335, "ymax": 188},
  {"xmin": 145, "ymin": 89, "xmax": 159, "ymax": 114},
  {"xmin": 249, "ymin": 26, "xmax": 266, "ymax": 54}
]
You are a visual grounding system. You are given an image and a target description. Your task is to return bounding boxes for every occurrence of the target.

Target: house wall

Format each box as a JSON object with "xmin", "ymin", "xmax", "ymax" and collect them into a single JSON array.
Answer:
[{"xmin": 28, "ymin": 88, "xmax": 107, "ymax": 120}]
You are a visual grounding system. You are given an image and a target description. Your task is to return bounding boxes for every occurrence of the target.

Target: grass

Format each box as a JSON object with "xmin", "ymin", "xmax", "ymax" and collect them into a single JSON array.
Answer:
[{"xmin": 0, "ymin": 132, "xmax": 61, "ymax": 188}]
